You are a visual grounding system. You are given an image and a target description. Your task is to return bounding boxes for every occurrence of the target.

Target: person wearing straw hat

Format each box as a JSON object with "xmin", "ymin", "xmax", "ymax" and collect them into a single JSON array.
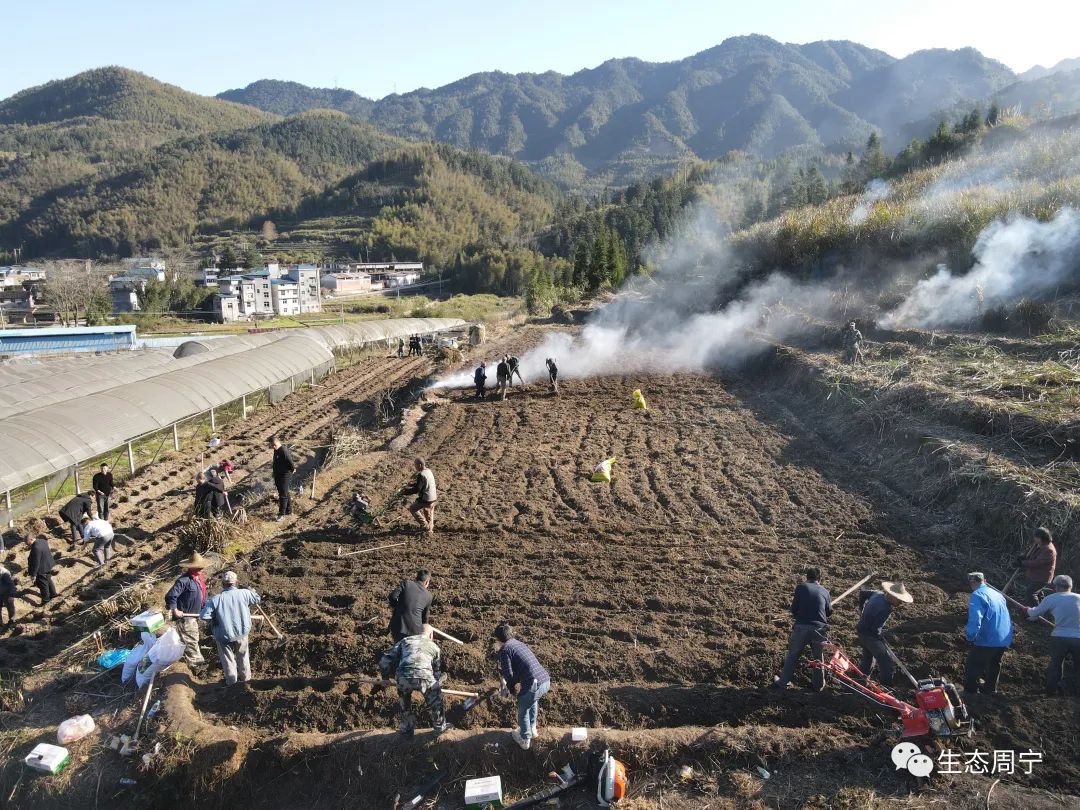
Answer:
[
  {"xmin": 166, "ymin": 552, "xmax": 210, "ymax": 668},
  {"xmin": 856, "ymin": 580, "xmax": 914, "ymax": 686}
]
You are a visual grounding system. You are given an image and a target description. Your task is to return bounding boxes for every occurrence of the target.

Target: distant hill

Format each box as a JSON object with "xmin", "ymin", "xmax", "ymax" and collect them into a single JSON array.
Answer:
[
  {"xmin": 0, "ymin": 67, "xmax": 278, "ymax": 234},
  {"xmin": 1020, "ymin": 57, "xmax": 1080, "ymax": 81},
  {"xmin": 5, "ymin": 112, "xmax": 405, "ymax": 255},
  {"xmin": 217, "ymin": 79, "xmax": 374, "ymax": 118},
  {"xmin": 994, "ymin": 69, "xmax": 1080, "ymax": 119},
  {"xmin": 0, "ymin": 66, "xmax": 273, "ymax": 130},
  {"xmin": 281, "ymin": 142, "xmax": 560, "ymax": 267},
  {"xmin": 219, "ymin": 36, "xmax": 1016, "ymax": 187}
]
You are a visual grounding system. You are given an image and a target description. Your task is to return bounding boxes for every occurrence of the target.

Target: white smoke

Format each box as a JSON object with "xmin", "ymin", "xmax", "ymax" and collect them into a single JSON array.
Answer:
[
  {"xmin": 849, "ymin": 179, "xmax": 891, "ymax": 225},
  {"xmin": 880, "ymin": 208, "xmax": 1080, "ymax": 329},
  {"xmin": 432, "ymin": 271, "xmax": 839, "ymax": 389},
  {"xmin": 429, "ymin": 127, "xmax": 1080, "ymax": 390}
]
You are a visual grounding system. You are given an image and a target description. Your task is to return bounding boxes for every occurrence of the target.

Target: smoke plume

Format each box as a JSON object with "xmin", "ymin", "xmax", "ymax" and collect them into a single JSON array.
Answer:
[
  {"xmin": 432, "ymin": 125, "xmax": 1080, "ymax": 388},
  {"xmin": 849, "ymin": 179, "xmax": 891, "ymax": 225},
  {"xmin": 880, "ymin": 208, "xmax": 1080, "ymax": 328}
]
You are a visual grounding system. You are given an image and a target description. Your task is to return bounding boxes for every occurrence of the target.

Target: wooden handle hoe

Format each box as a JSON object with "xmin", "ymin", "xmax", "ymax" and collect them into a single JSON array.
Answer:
[
  {"xmin": 988, "ymin": 582, "xmax": 1055, "ymax": 627},
  {"xmin": 430, "ymin": 626, "xmax": 465, "ymax": 645},
  {"xmin": 832, "ymin": 572, "xmax": 876, "ymax": 606},
  {"xmin": 132, "ymin": 671, "xmax": 157, "ymax": 743},
  {"xmin": 255, "ymin": 604, "xmax": 285, "ymax": 642}
]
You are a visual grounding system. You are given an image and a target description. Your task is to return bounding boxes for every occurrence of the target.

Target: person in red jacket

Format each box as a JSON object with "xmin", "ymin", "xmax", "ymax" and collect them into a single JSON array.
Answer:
[{"xmin": 1019, "ymin": 527, "xmax": 1057, "ymax": 606}]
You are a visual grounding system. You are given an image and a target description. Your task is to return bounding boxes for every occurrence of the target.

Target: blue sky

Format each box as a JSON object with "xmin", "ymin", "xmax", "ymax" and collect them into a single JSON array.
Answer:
[{"xmin": 3, "ymin": 0, "xmax": 1076, "ymax": 100}]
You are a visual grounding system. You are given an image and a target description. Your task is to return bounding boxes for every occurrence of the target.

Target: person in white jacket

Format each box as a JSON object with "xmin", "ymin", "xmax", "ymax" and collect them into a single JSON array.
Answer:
[{"xmin": 80, "ymin": 515, "xmax": 115, "ymax": 567}]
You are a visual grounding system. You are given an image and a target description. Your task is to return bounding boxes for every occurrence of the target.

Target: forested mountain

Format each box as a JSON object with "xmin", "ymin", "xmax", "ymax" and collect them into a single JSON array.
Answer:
[
  {"xmin": 0, "ymin": 67, "xmax": 277, "ymax": 237},
  {"xmin": 1020, "ymin": 57, "xmax": 1080, "ymax": 81},
  {"xmin": 5, "ymin": 112, "xmax": 405, "ymax": 255},
  {"xmin": 220, "ymin": 36, "xmax": 1016, "ymax": 186},
  {"xmin": 217, "ymin": 79, "xmax": 374, "ymax": 118},
  {"xmin": 0, "ymin": 67, "xmax": 274, "ymax": 130}
]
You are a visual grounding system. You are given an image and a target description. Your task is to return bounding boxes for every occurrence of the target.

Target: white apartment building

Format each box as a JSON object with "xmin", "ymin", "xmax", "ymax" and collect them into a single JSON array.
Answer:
[
  {"xmin": 271, "ymin": 279, "xmax": 300, "ymax": 316},
  {"xmin": 213, "ymin": 264, "xmax": 321, "ymax": 321},
  {"xmin": 286, "ymin": 265, "xmax": 321, "ymax": 312}
]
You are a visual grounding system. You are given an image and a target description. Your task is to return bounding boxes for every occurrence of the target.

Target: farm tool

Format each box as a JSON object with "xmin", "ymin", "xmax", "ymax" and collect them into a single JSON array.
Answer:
[
  {"xmin": 396, "ymin": 770, "xmax": 444, "ymax": 810},
  {"xmin": 430, "ymin": 625, "xmax": 465, "ymax": 645},
  {"xmin": 356, "ymin": 676, "xmax": 478, "ymax": 699},
  {"xmin": 336, "ymin": 541, "xmax": 407, "ymax": 557},
  {"xmin": 808, "ymin": 642, "xmax": 972, "ymax": 742},
  {"xmin": 502, "ymin": 749, "xmax": 628, "ymax": 809},
  {"xmin": 254, "ymin": 604, "xmax": 286, "ymax": 647},
  {"xmin": 831, "ymin": 572, "xmax": 876, "ymax": 606}
]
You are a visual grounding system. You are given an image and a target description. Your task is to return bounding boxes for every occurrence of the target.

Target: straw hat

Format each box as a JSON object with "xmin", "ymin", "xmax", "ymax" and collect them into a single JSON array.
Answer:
[
  {"xmin": 882, "ymin": 581, "xmax": 914, "ymax": 603},
  {"xmin": 178, "ymin": 551, "xmax": 209, "ymax": 570}
]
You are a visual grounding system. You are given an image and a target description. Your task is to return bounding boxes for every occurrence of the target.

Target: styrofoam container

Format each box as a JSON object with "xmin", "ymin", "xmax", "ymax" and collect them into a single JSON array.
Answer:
[
  {"xmin": 25, "ymin": 743, "xmax": 69, "ymax": 775},
  {"xmin": 572, "ymin": 727, "xmax": 588, "ymax": 741},
  {"xmin": 464, "ymin": 775, "xmax": 503, "ymax": 808},
  {"xmin": 131, "ymin": 610, "xmax": 164, "ymax": 633}
]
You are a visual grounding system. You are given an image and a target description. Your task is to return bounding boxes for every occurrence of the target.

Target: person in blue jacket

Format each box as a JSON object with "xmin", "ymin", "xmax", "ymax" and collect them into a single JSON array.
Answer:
[{"xmin": 963, "ymin": 571, "xmax": 1013, "ymax": 695}]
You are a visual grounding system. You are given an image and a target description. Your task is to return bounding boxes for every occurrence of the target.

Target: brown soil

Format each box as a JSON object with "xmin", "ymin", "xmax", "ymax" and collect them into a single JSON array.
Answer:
[{"xmin": 3, "ymin": 325, "xmax": 1078, "ymax": 809}]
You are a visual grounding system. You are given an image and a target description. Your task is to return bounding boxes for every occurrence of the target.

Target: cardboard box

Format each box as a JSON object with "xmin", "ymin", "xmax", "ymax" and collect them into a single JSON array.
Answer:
[
  {"xmin": 25, "ymin": 743, "xmax": 69, "ymax": 775},
  {"xmin": 131, "ymin": 610, "xmax": 164, "ymax": 633},
  {"xmin": 464, "ymin": 775, "xmax": 503, "ymax": 808}
]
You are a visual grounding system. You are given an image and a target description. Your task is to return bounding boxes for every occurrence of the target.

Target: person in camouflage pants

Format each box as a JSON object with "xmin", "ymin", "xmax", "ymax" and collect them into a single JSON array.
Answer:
[{"xmin": 378, "ymin": 625, "xmax": 451, "ymax": 736}]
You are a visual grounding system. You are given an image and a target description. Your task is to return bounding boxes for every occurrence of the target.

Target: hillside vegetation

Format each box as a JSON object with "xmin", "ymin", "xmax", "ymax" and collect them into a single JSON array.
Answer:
[
  {"xmin": 0, "ymin": 67, "xmax": 277, "ymax": 237},
  {"xmin": 6, "ymin": 113, "xmax": 405, "ymax": 255},
  {"xmin": 731, "ymin": 115, "xmax": 1080, "ymax": 278}
]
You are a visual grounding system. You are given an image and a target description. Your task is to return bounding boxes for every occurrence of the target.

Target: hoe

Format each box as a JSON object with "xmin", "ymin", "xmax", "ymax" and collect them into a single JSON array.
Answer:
[{"xmin": 808, "ymin": 643, "xmax": 973, "ymax": 743}]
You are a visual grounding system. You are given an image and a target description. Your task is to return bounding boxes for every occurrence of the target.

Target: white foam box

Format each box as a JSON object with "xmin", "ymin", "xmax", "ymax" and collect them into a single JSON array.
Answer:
[
  {"xmin": 464, "ymin": 775, "xmax": 503, "ymax": 808},
  {"xmin": 131, "ymin": 610, "xmax": 164, "ymax": 633},
  {"xmin": 572, "ymin": 727, "xmax": 588, "ymax": 741},
  {"xmin": 25, "ymin": 743, "xmax": 69, "ymax": 775}
]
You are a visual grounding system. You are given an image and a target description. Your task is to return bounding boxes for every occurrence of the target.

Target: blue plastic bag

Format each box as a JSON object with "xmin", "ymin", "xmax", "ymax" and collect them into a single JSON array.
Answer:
[{"xmin": 96, "ymin": 649, "xmax": 130, "ymax": 670}]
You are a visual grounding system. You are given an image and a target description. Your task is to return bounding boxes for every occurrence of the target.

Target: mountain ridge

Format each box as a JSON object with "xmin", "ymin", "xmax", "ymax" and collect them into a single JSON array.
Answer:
[{"xmin": 217, "ymin": 35, "xmax": 1015, "ymax": 186}]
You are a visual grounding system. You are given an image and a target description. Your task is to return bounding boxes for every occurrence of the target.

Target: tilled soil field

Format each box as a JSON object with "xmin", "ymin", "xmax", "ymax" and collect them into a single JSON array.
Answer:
[
  {"xmin": 2, "ymin": 353, "xmax": 435, "ymax": 668},
  {"xmin": 180, "ymin": 327, "xmax": 1077, "ymax": 798},
  {"xmin": 6, "ymin": 325, "xmax": 1079, "ymax": 808}
]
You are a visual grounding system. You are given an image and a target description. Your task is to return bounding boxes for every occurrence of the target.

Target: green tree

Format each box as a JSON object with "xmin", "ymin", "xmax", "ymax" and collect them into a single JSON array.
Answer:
[
  {"xmin": 240, "ymin": 245, "xmax": 262, "ymax": 269},
  {"xmin": 987, "ymin": 102, "xmax": 1000, "ymax": 126},
  {"xmin": 840, "ymin": 151, "xmax": 861, "ymax": 194},
  {"xmin": 587, "ymin": 233, "xmax": 607, "ymax": 290},
  {"xmin": 604, "ymin": 229, "xmax": 627, "ymax": 287},
  {"xmin": 218, "ymin": 245, "xmax": 238, "ymax": 269},
  {"xmin": 805, "ymin": 166, "xmax": 829, "ymax": 205},
  {"xmin": 572, "ymin": 239, "xmax": 590, "ymax": 287},
  {"xmin": 859, "ymin": 132, "xmax": 890, "ymax": 180}
]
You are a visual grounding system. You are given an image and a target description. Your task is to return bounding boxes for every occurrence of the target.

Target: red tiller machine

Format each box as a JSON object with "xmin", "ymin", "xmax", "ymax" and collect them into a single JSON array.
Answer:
[{"xmin": 808, "ymin": 643, "xmax": 974, "ymax": 741}]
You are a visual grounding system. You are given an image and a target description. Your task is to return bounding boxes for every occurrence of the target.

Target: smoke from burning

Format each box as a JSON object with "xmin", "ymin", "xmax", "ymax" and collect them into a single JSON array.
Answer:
[
  {"xmin": 433, "ymin": 127, "xmax": 1080, "ymax": 389},
  {"xmin": 849, "ymin": 179, "xmax": 891, "ymax": 225},
  {"xmin": 880, "ymin": 208, "xmax": 1080, "ymax": 328}
]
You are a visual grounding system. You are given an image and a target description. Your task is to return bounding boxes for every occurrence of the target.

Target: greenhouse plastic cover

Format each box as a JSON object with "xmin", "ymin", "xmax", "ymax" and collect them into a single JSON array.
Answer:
[{"xmin": 0, "ymin": 318, "xmax": 463, "ymax": 492}]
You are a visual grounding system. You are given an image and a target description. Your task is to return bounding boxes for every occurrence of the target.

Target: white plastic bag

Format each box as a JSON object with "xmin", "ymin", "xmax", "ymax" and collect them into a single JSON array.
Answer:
[
  {"xmin": 136, "ymin": 628, "xmax": 185, "ymax": 688},
  {"xmin": 148, "ymin": 628, "xmax": 185, "ymax": 666},
  {"xmin": 57, "ymin": 714, "xmax": 95, "ymax": 745},
  {"xmin": 122, "ymin": 632, "xmax": 156, "ymax": 684}
]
